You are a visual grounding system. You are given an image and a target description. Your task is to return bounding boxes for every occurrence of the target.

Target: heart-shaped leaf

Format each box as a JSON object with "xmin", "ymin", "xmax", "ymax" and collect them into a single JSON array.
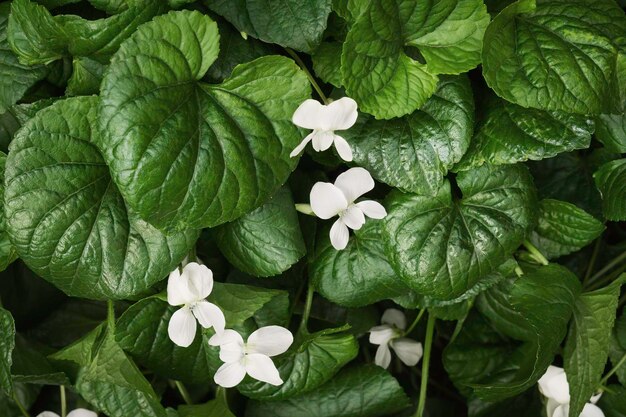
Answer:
[
  {"xmin": 595, "ymin": 114, "xmax": 626, "ymax": 153},
  {"xmin": 0, "ymin": 307, "xmax": 14, "ymax": 394},
  {"xmin": 4, "ymin": 97, "xmax": 198, "ymax": 300},
  {"xmin": 99, "ymin": 10, "xmax": 311, "ymax": 231},
  {"xmin": 594, "ymin": 158, "xmax": 626, "ymax": 221},
  {"xmin": 383, "ymin": 164, "xmax": 537, "ymax": 300}
]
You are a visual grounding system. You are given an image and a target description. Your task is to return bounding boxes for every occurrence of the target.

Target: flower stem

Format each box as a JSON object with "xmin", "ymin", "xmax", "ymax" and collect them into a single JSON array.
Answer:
[
  {"xmin": 60, "ymin": 385, "xmax": 67, "ymax": 417},
  {"xmin": 107, "ymin": 300, "xmax": 115, "ymax": 329},
  {"xmin": 175, "ymin": 380, "xmax": 193, "ymax": 405},
  {"xmin": 285, "ymin": 48, "xmax": 329, "ymax": 104},
  {"xmin": 583, "ymin": 238, "xmax": 602, "ymax": 285},
  {"xmin": 404, "ymin": 309, "xmax": 426, "ymax": 336},
  {"xmin": 600, "ymin": 352, "xmax": 626, "ymax": 386},
  {"xmin": 587, "ymin": 250, "xmax": 626, "ymax": 289},
  {"xmin": 523, "ymin": 240, "xmax": 549, "ymax": 266},
  {"xmin": 415, "ymin": 313, "xmax": 435, "ymax": 417},
  {"xmin": 12, "ymin": 392, "xmax": 31, "ymax": 417},
  {"xmin": 299, "ymin": 283, "xmax": 314, "ymax": 333}
]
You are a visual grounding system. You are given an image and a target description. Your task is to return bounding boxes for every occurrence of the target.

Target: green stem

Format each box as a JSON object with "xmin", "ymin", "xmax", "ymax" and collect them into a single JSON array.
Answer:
[
  {"xmin": 404, "ymin": 309, "xmax": 426, "ymax": 336},
  {"xmin": 600, "ymin": 352, "xmax": 626, "ymax": 386},
  {"xmin": 415, "ymin": 313, "xmax": 436, "ymax": 417},
  {"xmin": 583, "ymin": 238, "xmax": 602, "ymax": 285},
  {"xmin": 107, "ymin": 300, "xmax": 115, "ymax": 329},
  {"xmin": 299, "ymin": 284, "xmax": 314, "ymax": 333},
  {"xmin": 285, "ymin": 48, "xmax": 329, "ymax": 104},
  {"xmin": 175, "ymin": 380, "xmax": 193, "ymax": 405},
  {"xmin": 12, "ymin": 392, "xmax": 30, "ymax": 417},
  {"xmin": 60, "ymin": 385, "xmax": 67, "ymax": 417},
  {"xmin": 523, "ymin": 240, "xmax": 549, "ymax": 266},
  {"xmin": 587, "ymin": 250, "xmax": 626, "ymax": 288}
]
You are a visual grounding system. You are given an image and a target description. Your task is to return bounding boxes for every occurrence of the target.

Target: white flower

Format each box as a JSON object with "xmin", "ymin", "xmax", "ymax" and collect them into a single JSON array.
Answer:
[
  {"xmin": 538, "ymin": 365, "xmax": 604, "ymax": 417},
  {"xmin": 167, "ymin": 262, "xmax": 225, "ymax": 347},
  {"xmin": 310, "ymin": 167, "xmax": 386, "ymax": 250},
  {"xmin": 208, "ymin": 326, "xmax": 293, "ymax": 388},
  {"xmin": 37, "ymin": 410, "xmax": 97, "ymax": 417},
  {"xmin": 290, "ymin": 97, "xmax": 358, "ymax": 162},
  {"xmin": 368, "ymin": 309, "xmax": 423, "ymax": 369}
]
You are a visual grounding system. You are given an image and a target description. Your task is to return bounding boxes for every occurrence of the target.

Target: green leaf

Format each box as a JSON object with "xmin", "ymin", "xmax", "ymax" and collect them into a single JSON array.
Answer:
[
  {"xmin": 0, "ymin": 307, "xmax": 14, "ymax": 394},
  {"xmin": 383, "ymin": 164, "xmax": 537, "ymax": 300},
  {"xmin": 346, "ymin": 75, "xmax": 474, "ymax": 194},
  {"xmin": 0, "ymin": 2, "xmax": 47, "ymax": 112},
  {"xmin": 8, "ymin": 0, "xmax": 166, "ymax": 65},
  {"xmin": 598, "ymin": 385, "xmax": 626, "ymax": 417},
  {"xmin": 0, "ymin": 152, "xmax": 17, "ymax": 272},
  {"xmin": 482, "ymin": 0, "xmax": 626, "ymax": 115},
  {"xmin": 212, "ymin": 187, "xmax": 306, "ymax": 277},
  {"xmin": 528, "ymin": 199, "xmax": 605, "ymax": 259},
  {"xmin": 595, "ymin": 114, "xmax": 626, "ymax": 153},
  {"xmin": 311, "ymin": 42, "xmax": 342, "ymax": 87},
  {"xmin": 11, "ymin": 336, "xmax": 68, "ymax": 386},
  {"xmin": 457, "ymin": 96, "xmax": 594, "ymax": 170},
  {"xmin": 99, "ymin": 10, "xmax": 311, "ymax": 231},
  {"xmin": 564, "ymin": 277, "xmax": 624, "ymax": 417},
  {"xmin": 205, "ymin": 0, "xmax": 333, "ymax": 53},
  {"xmin": 238, "ymin": 329, "xmax": 358, "ymax": 400},
  {"xmin": 609, "ymin": 307, "xmax": 626, "ymax": 386},
  {"xmin": 246, "ymin": 365, "xmax": 410, "ymax": 417},
  {"xmin": 211, "ymin": 282, "xmax": 290, "ymax": 327},
  {"xmin": 341, "ymin": 0, "xmax": 489, "ymax": 119},
  {"xmin": 311, "ymin": 220, "xmax": 407, "ymax": 307},
  {"xmin": 594, "ymin": 158, "xmax": 626, "ymax": 221},
  {"xmin": 4, "ymin": 97, "xmax": 198, "ymax": 299},
  {"xmin": 179, "ymin": 399, "xmax": 235, "ymax": 417},
  {"xmin": 66, "ymin": 56, "xmax": 105, "ymax": 96}
]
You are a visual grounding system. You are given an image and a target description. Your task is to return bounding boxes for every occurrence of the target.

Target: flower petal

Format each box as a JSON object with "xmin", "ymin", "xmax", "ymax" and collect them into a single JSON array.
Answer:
[
  {"xmin": 192, "ymin": 301, "xmax": 225, "ymax": 334},
  {"xmin": 36, "ymin": 413, "xmax": 61, "ymax": 417},
  {"xmin": 167, "ymin": 307, "xmax": 197, "ymax": 347},
  {"xmin": 247, "ymin": 325, "xmax": 294, "ymax": 357},
  {"xmin": 552, "ymin": 404, "xmax": 568, "ymax": 417},
  {"xmin": 167, "ymin": 267, "xmax": 194, "ymax": 306},
  {"xmin": 245, "ymin": 353, "xmax": 283, "ymax": 386},
  {"xmin": 368, "ymin": 325, "xmax": 396, "ymax": 345},
  {"xmin": 289, "ymin": 132, "xmax": 314, "ymax": 157},
  {"xmin": 333, "ymin": 134, "xmax": 353, "ymax": 162},
  {"xmin": 580, "ymin": 403, "xmax": 605, "ymax": 417},
  {"xmin": 209, "ymin": 329, "xmax": 244, "ymax": 347},
  {"xmin": 214, "ymin": 361, "xmax": 247, "ymax": 388},
  {"xmin": 341, "ymin": 205, "xmax": 366, "ymax": 230},
  {"xmin": 330, "ymin": 219, "xmax": 350, "ymax": 250},
  {"xmin": 546, "ymin": 398, "xmax": 561, "ymax": 417},
  {"xmin": 292, "ymin": 99, "xmax": 325, "ymax": 129},
  {"xmin": 356, "ymin": 200, "xmax": 387, "ymax": 219},
  {"xmin": 538, "ymin": 365, "xmax": 570, "ymax": 404},
  {"xmin": 67, "ymin": 410, "xmax": 98, "ymax": 417},
  {"xmin": 310, "ymin": 182, "xmax": 348, "ymax": 219},
  {"xmin": 183, "ymin": 262, "xmax": 213, "ymax": 300},
  {"xmin": 391, "ymin": 338, "xmax": 423, "ymax": 366},
  {"xmin": 381, "ymin": 308, "xmax": 407, "ymax": 329},
  {"xmin": 323, "ymin": 97, "xmax": 358, "ymax": 131},
  {"xmin": 311, "ymin": 130, "xmax": 334, "ymax": 152},
  {"xmin": 374, "ymin": 343, "xmax": 392, "ymax": 369},
  {"xmin": 334, "ymin": 167, "xmax": 375, "ymax": 203}
]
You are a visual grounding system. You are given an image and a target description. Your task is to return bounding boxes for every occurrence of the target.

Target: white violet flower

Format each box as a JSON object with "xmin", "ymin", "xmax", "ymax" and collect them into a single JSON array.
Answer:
[
  {"xmin": 290, "ymin": 97, "xmax": 358, "ymax": 162},
  {"xmin": 310, "ymin": 167, "xmax": 386, "ymax": 250},
  {"xmin": 37, "ymin": 410, "xmax": 97, "ymax": 417},
  {"xmin": 538, "ymin": 365, "xmax": 604, "ymax": 417},
  {"xmin": 368, "ymin": 308, "xmax": 423, "ymax": 369},
  {"xmin": 209, "ymin": 326, "xmax": 294, "ymax": 388},
  {"xmin": 167, "ymin": 262, "xmax": 225, "ymax": 348}
]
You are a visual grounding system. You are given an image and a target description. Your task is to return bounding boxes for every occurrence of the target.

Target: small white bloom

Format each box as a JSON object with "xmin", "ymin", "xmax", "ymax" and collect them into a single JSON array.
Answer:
[
  {"xmin": 209, "ymin": 326, "xmax": 293, "ymax": 388},
  {"xmin": 37, "ymin": 410, "xmax": 97, "ymax": 417},
  {"xmin": 310, "ymin": 167, "xmax": 386, "ymax": 250},
  {"xmin": 368, "ymin": 309, "xmax": 423, "ymax": 369},
  {"xmin": 167, "ymin": 262, "xmax": 225, "ymax": 348},
  {"xmin": 290, "ymin": 97, "xmax": 358, "ymax": 162},
  {"xmin": 538, "ymin": 366, "xmax": 604, "ymax": 417}
]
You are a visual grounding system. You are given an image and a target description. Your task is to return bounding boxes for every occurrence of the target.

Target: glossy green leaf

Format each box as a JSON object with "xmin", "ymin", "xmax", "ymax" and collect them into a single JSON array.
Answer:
[
  {"xmin": 347, "ymin": 75, "xmax": 474, "ymax": 194},
  {"xmin": 205, "ymin": 0, "xmax": 333, "ymax": 53},
  {"xmin": 238, "ymin": 329, "xmax": 358, "ymax": 400},
  {"xmin": 10, "ymin": 335, "xmax": 68, "ymax": 386},
  {"xmin": 211, "ymin": 282, "xmax": 290, "ymax": 327},
  {"xmin": 458, "ymin": 96, "xmax": 594, "ymax": 170},
  {"xmin": 564, "ymin": 277, "xmax": 624, "ymax": 417},
  {"xmin": 312, "ymin": 42, "xmax": 342, "ymax": 87},
  {"xmin": 0, "ymin": 2, "xmax": 47, "ymax": 112},
  {"xmin": 8, "ymin": 0, "xmax": 166, "ymax": 65},
  {"xmin": 528, "ymin": 199, "xmax": 605, "ymax": 259},
  {"xmin": 311, "ymin": 220, "xmax": 407, "ymax": 307},
  {"xmin": 213, "ymin": 187, "xmax": 306, "ymax": 277},
  {"xmin": 482, "ymin": 0, "xmax": 626, "ymax": 115},
  {"xmin": 609, "ymin": 307, "xmax": 626, "ymax": 387},
  {"xmin": 99, "ymin": 10, "xmax": 311, "ymax": 231},
  {"xmin": 594, "ymin": 158, "xmax": 626, "ymax": 221},
  {"xmin": 0, "ymin": 152, "xmax": 17, "ymax": 272},
  {"xmin": 598, "ymin": 385, "xmax": 626, "ymax": 417},
  {"xmin": 0, "ymin": 307, "xmax": 14, "ymax": 394},
  {"xmin": 4, "ymin": 97, "xmax": 198, "ymax": 299},
  {"xmin": 595, "ymin": 114, "xmax": 626, "ymax": 153},
  {"xmin": 179, "ymin": 399, "xmax": 235, "ymax": 417},
  {"xmin": 66, "ymin": 56, "xmax": 105, "ymax": 96},
  {"xmin": 246, "ymin": 365, "xmax": 410, "ymax": 417},
  {"xmin": 383, "ymin": 164, "xmax": 537, "ymax": 300},
  {"xmin": 341, "ymin": 0, "xmax": 489, "ymax": 119}
]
